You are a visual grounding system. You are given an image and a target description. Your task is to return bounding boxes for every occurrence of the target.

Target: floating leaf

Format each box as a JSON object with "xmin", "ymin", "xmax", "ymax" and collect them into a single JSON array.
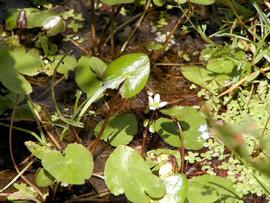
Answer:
[
  {"xmin": 94, "ymin": 113, "xmax": 138, "ymax": 146},
  {"xmin": 160, "ymin": 174, "xmax": 187, "ymax": 203},
  {"xmin": 103, "ymin": 53, "xmax": 150, "ymax": 98},
  {"xmin": 26, "ymin": 142, "xmax": 94, "ymax": 184},
  {"xmin": 187, "ymin": 175, "xmax": 241, "ymax": 203},
  {"xmin": 104, "ymin": 145, "xmax": 166, "ymax": 202},
  {"xmin": 75, "ymin": 56, "xmax": 103, "ymax": 97}
]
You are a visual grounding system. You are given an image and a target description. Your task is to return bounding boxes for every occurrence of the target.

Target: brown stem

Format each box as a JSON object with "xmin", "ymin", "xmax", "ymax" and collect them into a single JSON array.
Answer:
[
  {"xmin": 119, "ymin": 0, "xmax": 151, "ymax": 54},
  {"xmin": 88, "ymin": 110, "xmax": 111, "ymax": 153},
  {"xmin": 9, "ymin": 95, "xmax": 44, "ymax": 200},
  {"xmin": 141, "ymin": 112, "xmax": 155, "ymax": 157},
  {"xmin": 110, "ymin": 6, "xmax": 115, "ymax": 58}
]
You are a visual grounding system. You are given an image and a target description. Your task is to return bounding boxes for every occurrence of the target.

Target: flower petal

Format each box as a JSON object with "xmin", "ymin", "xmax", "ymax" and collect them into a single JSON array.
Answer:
[
  {"xmin": 148, "ymin": 96, "xmax": 154, "ymax": 104},
  {"xmin": 159, "ymin": 101, "xmax": 168, "ymax": 108},
  {"xmin": 154, "ymin": 94, "xmax": 161, "ymax": 103}
]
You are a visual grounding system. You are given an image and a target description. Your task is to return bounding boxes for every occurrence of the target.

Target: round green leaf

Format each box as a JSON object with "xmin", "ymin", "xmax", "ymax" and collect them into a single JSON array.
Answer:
[
  {"xmin": 41, "ymin": 143, "xmax": 94, "ymax": 185},
  {"xmin": 51, "ymin": 55, "xmax": 77, "ymax": 78},
  {"xmin": 103, "ymin": 53, "xmax": 150, "ymax": 98},
  {"xmin": 104, "ymin": 145, "xmax": 166, "ymax": 202},
  {"xmin": 153, "ymin": 117, "xmax": 181, "ymax": 147},
  {"xmin": 187, "ymin": 175, "xmax": 241, "ymax": 203},
  {"xmin": 94, "ymin": 113, "xmax": 138, "ymax": 146},
  {"xmin": 75, "ymin": 56, "xmax": 103, "ymax": 97},
  {"xmin": 161, "ymin": 106, "xmax": 207, "ymax": 150},
  {"xmin": 160, "ymin": 174, "xmax": 187, "ymax": 203},
  {"xmin": 35, "ymin": 168, "xmax": 54, "ymax": 187},
  {"xmin": 10, "ymin": 47, "xmax": 43, "ymax": 76}
]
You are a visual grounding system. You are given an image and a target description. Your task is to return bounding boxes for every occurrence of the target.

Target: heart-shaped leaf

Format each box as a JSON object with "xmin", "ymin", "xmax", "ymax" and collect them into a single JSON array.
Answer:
[
  {"xmin": 26, "ymin": 142, "xmax": 93, "ymax": 185},
  {"xmin": 103, "ymin": 53, "xmax": 150, "ymax": 98},
  {"xmin": 94, "ymin": 113, "xmax": 138, "ymax": 146},
  {"xmin": 104, "ymin": 145, "xmax": 166, "ymax": 202},
  {"xmin": 75, "ymin": 56, "xmax": 103, "ymax": 97},
  {"xmin": 160, "ymin": 174, "xmax": 188, "ymax": 203}
]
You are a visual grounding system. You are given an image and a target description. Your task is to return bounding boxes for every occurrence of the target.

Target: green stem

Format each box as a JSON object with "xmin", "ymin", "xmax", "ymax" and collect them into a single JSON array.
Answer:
[
  {"xmin": 0, "ymin": 122, "xmax": 43, "ymax": 143},
  {"xmin": 77, "ymin": 86, "xmax": 107, "ymax": 121}
]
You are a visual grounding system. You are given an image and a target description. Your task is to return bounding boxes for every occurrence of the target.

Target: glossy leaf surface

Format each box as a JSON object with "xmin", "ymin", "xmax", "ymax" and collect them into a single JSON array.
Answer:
[{"xmin": 103, "ymin": 53, "xmax": 150, "ymax": 98}]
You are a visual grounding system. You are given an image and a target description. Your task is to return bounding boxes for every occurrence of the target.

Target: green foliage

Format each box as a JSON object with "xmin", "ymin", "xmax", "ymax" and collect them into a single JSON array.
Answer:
[
  {"xmin": 153, "ymin": 117, "xmax": 181, "ymax": 147},
  {"xmin": 146, "ymin": 149, "xmax": 181, "ymax": 171},
  {"xmin": 160, "ymin": 106, "xmax": 207, "ymax": 150},
  {"xmin": 94, "ymin": 113, "xmax": 138, "ymax": 146},
  {"xmin": 103, "ymin": 53, "xmax": 150, "ymax": 98},
  {"xmin": 75, "ymin": 56, "xmax": 105, "ymax": 97},
  {"xmin": 101, "ymin": 0, "xmax": 134, "ymax": 6},
  {"xmin": 35, "ymin": 168, "xmax": 54, "ymax": 187},
  {"xmin": 187, "ymin": 175, "xmax": 241, "ymax": 203},
  {"xmin": 7, "ymin": 183, "xmax": 38, "ymax": 201},
  {"xmin": 25, "ymin": 142, "xmax": 93, "ymax": 185},
  {"xmin": 5, "ymin": 8, "xmax": 55, "ymax": 30},
  {"xmin": 104, "ymin": 145, "xmax": 166, "ymax": 202},
  {"xmin": 0, "ymin": 45, "xmax": 34, "ymax": 94},
  {"xmin": 160, "ymin": 174, "xmax": 187, "ymax": 203}
]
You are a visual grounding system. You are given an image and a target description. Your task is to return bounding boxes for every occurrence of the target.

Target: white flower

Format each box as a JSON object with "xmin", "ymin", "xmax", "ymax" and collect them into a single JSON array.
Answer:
[
  {"xmin": 198, "ymin": 124, "xmax": 208, "ymax": 133},
  {"xmin": 198, "ymin": 124, "xmax": 210, "ymax": 140},
  {"xmin": 200, "ymin": 132, "xmax": 210, "ymax": 140},
  {"xmin": 148, "ymin": 94, "xmax": 168, "ymax": 110}
]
